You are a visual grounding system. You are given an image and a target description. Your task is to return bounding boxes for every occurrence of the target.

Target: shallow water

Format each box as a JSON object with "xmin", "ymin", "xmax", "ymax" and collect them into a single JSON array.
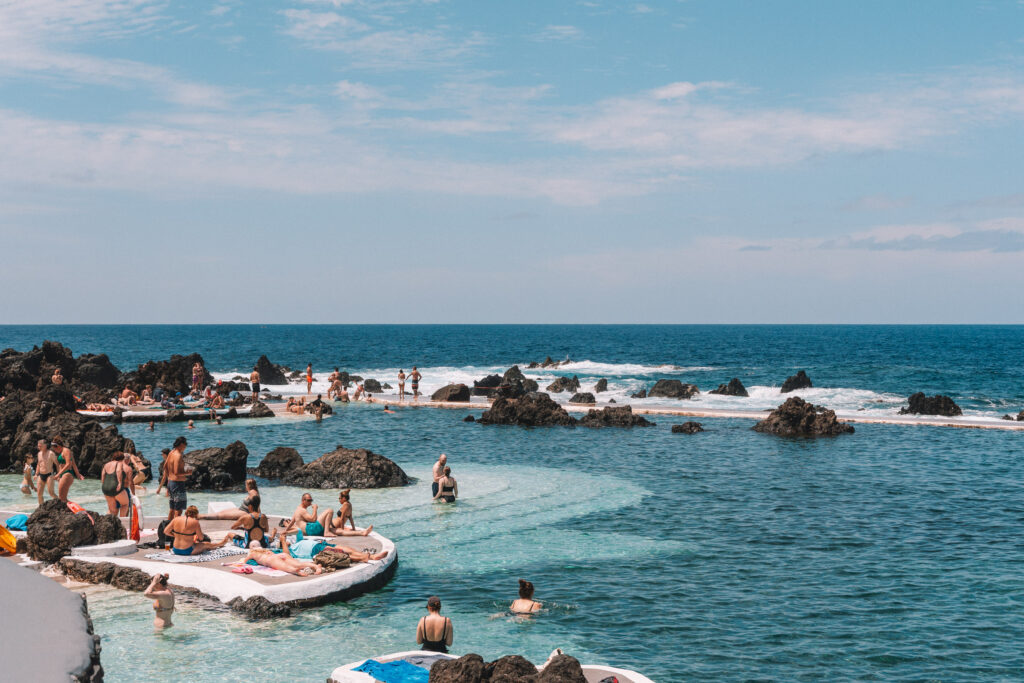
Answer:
[{"xmin": 3, "ymin": 326, "xmax": 1024, "ymax": 681}]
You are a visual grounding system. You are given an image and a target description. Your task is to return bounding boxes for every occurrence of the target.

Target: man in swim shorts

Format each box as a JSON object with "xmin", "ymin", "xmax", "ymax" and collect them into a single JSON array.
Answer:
[
  {"xmin": 161, "ymin": 436, "xmax": 189, "ymax": 519},
  {"xmin": 250, "ymin": 367, "xmax": 261, "ymax": 403},
  {"xmin": 432, "ymin": 453, "xmax": 447, "ymax": 498},
  {"xmin": 291, "ymin": 493, "xmax": 326, "ymax": 536},
  {"xmin": 410, "ymin": 366, "xmax": 422, "ymax": 400}
]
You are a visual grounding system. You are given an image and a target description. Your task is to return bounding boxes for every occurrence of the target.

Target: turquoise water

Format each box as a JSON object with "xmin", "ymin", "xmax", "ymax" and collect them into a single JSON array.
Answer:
[{"xmin": 2, "ymin": 326, "xmax": 1024, "ymax": 680}]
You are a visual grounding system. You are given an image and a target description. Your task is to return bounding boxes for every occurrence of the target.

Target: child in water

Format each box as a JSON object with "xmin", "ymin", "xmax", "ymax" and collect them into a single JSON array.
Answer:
[{"xmin": 20, "ymin": 454, "xmax": 36, "ymax": 494}]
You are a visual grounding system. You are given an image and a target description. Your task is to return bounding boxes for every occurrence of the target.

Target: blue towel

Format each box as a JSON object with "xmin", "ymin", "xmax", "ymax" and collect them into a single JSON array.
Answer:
[
  {"xmin": 289, "ymin": 538, "xmax": 328, "ymax": 560},
  {"xmin": 353, "ymin": 659, "xmax": 429, "ymax": 683},
  {"xmin": 5, "ymin": 514, "xmax": 28, "ymax": 531}
]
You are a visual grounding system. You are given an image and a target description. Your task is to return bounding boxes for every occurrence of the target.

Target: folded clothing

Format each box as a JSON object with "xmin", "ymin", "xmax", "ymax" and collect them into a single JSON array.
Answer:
[
  {"xmin": 4, "ymin": 514, "xmax": 28, "ymax": 531},
  {"xmin": 353, "ymin": 659, "xmax": 429, "ymax": 683}
]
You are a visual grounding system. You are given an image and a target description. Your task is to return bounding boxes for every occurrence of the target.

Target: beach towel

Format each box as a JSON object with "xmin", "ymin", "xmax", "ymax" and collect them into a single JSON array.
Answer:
[
  {"xmin": 145, "ymin": 546, "xmax": 246, "ymax": 563},
  {"xmin": 289, "ymin": 538, "xmax": 328, "ymax": 560},
  {"xmin": 4, "ymin": 514, "xmax": 28, "ymax": 531},
  {"xmin": 223, "ymin": 561, "xmax": 289, "ymax": 577},
  {"xmin": 353, "ymin": 659, "xmax": 429, "ymax": 683}
]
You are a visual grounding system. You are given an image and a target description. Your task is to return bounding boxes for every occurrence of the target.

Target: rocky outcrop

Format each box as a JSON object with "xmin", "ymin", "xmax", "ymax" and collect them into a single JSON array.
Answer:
[
  {"xmin": 568, "ymin": 392, "xmax": 596, "ymax": 404},
  {"xmin": 229, "ymin": 595, "xmax": 292, "ymax": 619},
  {"xmin": 780, "ymin": 370, "xmax": 812, "ymax": 393},
  {"xmin": 672, "ymin": 421, "xmax": 704, "ymax": 434},
  {"xmin": 472, "ymin": 374, "xmax": 503, "ymax": 397},
  {"xmin": 282, "ymin": 445, "xmax": 409, "ymax": 488},
  {"xmin": 526, "ymin": 356, "xmax": 571, "ymax": 369},
  {"xmin": 630, "ymin": 388, "xmax": 647, "ymax": 399},
  {"xmin": 593, "ymin": 378, "xmax": 608, "ymax": 393},
  {"xmin": 123, "ymin": 353, "xmax": 211, "ymax": 396},
  {"xmin": 248, "ymin": 401, "xmax": 274, "ymax": 418},
  {"xmin": 362, "ymin": 378, "xmax": 383, "ymax": 393},
  {"xmin": 183, "ymin": 441, "xmax": 249, "ymax": 490},
  {"xmin": 428, "ymin": 653, "xmax": 587, "ymax": 683},
  {"xmin": 26, "ymin": 499, "xmax": 127, "ymax": 562},
  {"xmin": 254, "ymin": 355, "xmax": 289, "ymax": 385},
  {"xmin": 215, "ymin": 380, "xmax": 250, "ymax": 395},
  {"xmin": 503, "ymin": 365, "xmax": 526, "ymax": 384},
  {"xmin": 304, "ymin": 399, "xmax": 333, "ymax": 416},
  {"xmin": 255, "ymin": 447, "xmax": 303, "ymax": 479},
  {"xmin": 648, "ymin": 379, "xmax": 700, "ymax": 399},
  {"xmin": 578, "ymin": 405, "xmax": 655, "ymax": 428},
  {"xmin": 899, "ymin": 392, "xmax": 963, "ymax": 417},
  {"xmin": 74, "ymin": 353, "xmax": 121, "ymax": 391},
  {"xmin": 463, "ymin": 415, "xmax": 475, "ymax": 422},
  {"xmin": 431, "ymin": 384, "xmax": 471, "ymax": 402},
  {"xmin": 753, "ymin": 397, "xmax": 854, "ymax": 437},
  {"xmin": 546, "ymin": 375, "xmax": 580, "ymax": 393},
  {"xmin": 478, "ymin": 393, "xmax": 577, "ymax": 427},
  {"xmin": 709, "ymin": 378, "xmax": 748, "ymax": 397}
]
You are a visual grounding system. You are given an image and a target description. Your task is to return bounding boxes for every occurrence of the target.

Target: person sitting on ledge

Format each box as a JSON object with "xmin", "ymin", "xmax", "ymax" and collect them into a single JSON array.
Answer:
[
  {"xmin": 290, "ymin": 492, "xmax": 327, "ymax": 535},
  {"xmin": 139, "ymin": 385, "xmax": 154, "ymax": 404},
  {"xmin": 201, "ymin": 479, "xmax": 260, "ymax": 520},
  {"xmin": 325, "ymin": 489, "xmax": 373, "ymax": 537},
  {"xmin": 118, "ymin": 386, "xmax": 138, "ymax": 406},
  {"xmin": 229, "ymin": 495, "xmax": 270, "ymax": 548},
  {"xmin": 336, "ymin": 386, "xmax": 350, "ymax": 402},
  {"xmin": 166, "ymin": 506, "xmax": 233, "ymax": 556}
]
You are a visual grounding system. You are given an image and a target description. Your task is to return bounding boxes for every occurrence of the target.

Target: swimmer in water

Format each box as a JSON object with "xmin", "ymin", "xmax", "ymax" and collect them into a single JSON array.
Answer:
[
  {"xmin": 510, "ymin": 579, "xmax": 543, "ymax": 614},
  {"xmin": 382, "ymin": 406, "xmax": 395, "ymax": 414},
  {"xmin": 144, "ymin": 573, "xmax": 175, "ymax": 629},
  {"xmin": 186, "ymin": 420, "xmax": 195, "ymax": 430}
]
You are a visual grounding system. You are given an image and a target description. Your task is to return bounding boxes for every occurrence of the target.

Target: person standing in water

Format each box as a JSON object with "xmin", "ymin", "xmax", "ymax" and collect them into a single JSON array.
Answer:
[
  {"xmin": 417, "ymin": 596, "xmax": 453, "ymax": 653},
  {"xmin": 20, "ymin": 453, "xmax": 36, "ymax": 495},
  {"xmin": 250, "ymin": 367, "xmax": 261, "ymax": 404},
  {"xmin": 34, "ymin": 440, "xmax": 56, "ymax": 505},
  {"xmin": 144, "ymin": 573, "xmax": 174, "ymax": 629},
  {"xmin": 397, "ymin": 370, "xmax": 406, "ymax": 401},
  {"xmin": 409, "ymin": 366, "xmax": 422, "ymax": 400},
  {"xmin": 51, "ymin": 436, "xmax": 84, "ymax": 503},
  {"xmin": 305, "ymin": 363, "xmax": 313, "ymax": 395},
  {"xmin": 431, "ymin": 453, "xmax": 447, "ymax": 498},
  {"xmin": 433, "ymin": 466, "xmax": 458, "ymax": 503}
]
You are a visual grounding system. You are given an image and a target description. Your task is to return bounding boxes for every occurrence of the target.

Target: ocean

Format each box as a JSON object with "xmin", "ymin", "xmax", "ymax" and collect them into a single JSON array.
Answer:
[{"xmin": 1, "ymin": 325, "xmax": 1022, "ymax": 681}]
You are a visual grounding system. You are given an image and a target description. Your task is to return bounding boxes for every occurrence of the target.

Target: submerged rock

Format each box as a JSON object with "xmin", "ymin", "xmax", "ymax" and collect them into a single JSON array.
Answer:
[
  {"xmin": 780, "ymin": 370, "xmax": 812, "ymax": 393},
  {"xmin": 568, "ymin": 392, "xmax": 596, "ymax": 404},
  {"xmin": 183, "ymin": 441, "xmax": 249, "ymax": 490},
  {"xmin": 672, "ymin": 421, "xmax": 704, "ymax": 434},
  {"xmin": 254, "ymin": 355, "xmax": 289, "ymax": 385},
  {"xmin": 229, "ymin": 595, "xmax": 292, "ymax": 620},
  {"xmin": 709, "ymin": 378, "xmax": 749, "ymax": 397},
  {"xmin": 546, "ymin": 375, "xmax": 580, "ymax": 393},
  {"xmin": 431, "ymin": 384, "xmax": 471, "ymax": 402},
  {"xmin": 255, "ymin": 447, "xmax": 303, "ymax": 479},
  {"xmin": 899, "ymin": 392, "xmax": 963, "ymax": 417},
  {"xmin": 479, "ymin": 393, "xmax": 577, "ymax": 427},
  {"xmin": 579, "ymin": 405, "xmax": 654, "ymax": 428},
  {"xmin": 282, "ymin": 445, "xmax": 409, "ymax": 488},
  {"xmin": 463, "ymin": 415, "xmax": 475, "ymax": 422},
  {"xmin": 593, "ymin": 378, "xmax": 608, "ymax": 393},
  {"xmin": 648, "ymin": 379, "xmax": 700, "ymax": 399},
  {"xmin": 753, "ymin": 397, "xmax": 854, "ymax": 437}
]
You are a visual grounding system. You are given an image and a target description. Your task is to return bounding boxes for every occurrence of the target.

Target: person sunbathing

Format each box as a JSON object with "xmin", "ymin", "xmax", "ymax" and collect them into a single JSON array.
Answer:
[
  {"xmin": 139, "ymin": 385, "xmax": 155, "ymax": 404},
  {"xmin": 325, "ymin": 489, "xmax": 373, "ymax": 537},
  {"xmin": 85, "ymin": 403, "xmax": 115, "ymax": 411},
  {"xmin": 245, "ymin": 547, "xmax": 323, "ymax": 576},
  {"xmin": 208, "ymin": 393, "xmax": 225, "ymax": 409},
  {"xmin": 166, "ymin": 506, "xmax": 233, "ymax": 556},
  {"xmin": 278, "ymin": 534, "xmax": 389, "ymax": 564},
  {"xmin": 118, "ymin": 387, "xmax": 139, "ymax": 406}
]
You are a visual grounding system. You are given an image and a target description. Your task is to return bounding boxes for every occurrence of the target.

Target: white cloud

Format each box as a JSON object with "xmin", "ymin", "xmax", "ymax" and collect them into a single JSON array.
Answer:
[
  {"xmin": 532, "ymin": 25, "xmax": 583, "ymax": 42},
  {"xmin": 335, "ymin": 79, "xmax": 385, "ymax": 101}
]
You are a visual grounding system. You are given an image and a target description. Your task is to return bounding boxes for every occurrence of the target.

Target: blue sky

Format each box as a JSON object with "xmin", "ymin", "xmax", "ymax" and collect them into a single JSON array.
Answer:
[{"xmin": 1, "ymin": 0, "xmax": 1023, "ymax": 323}]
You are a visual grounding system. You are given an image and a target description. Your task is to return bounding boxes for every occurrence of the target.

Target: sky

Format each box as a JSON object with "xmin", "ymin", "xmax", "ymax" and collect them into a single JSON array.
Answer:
[{"xmin": 0, "ymin": 0, "xmax": 1023, "ymax": 323}]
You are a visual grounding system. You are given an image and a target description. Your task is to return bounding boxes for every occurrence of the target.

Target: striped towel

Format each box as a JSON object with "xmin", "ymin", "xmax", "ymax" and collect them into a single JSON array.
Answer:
[{"xmin": 144, "ymin": 546, "xmax": 247, "ymax": 563}]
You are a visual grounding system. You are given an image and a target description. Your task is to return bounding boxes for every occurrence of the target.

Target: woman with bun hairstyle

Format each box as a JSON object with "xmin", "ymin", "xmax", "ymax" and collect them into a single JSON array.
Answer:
[{"xmin": 510, "ymin": 579, "xmax": 542, "ymax": 614}]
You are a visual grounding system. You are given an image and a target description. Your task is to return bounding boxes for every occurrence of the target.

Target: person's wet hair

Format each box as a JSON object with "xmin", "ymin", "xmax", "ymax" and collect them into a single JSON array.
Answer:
[
  {"xmin": 518, "ymin": 579, "xmax": 535, "ymax": 599},
  {"xmin": 427, "ymin": 595, "xmax": 441, "ymax": 610}
]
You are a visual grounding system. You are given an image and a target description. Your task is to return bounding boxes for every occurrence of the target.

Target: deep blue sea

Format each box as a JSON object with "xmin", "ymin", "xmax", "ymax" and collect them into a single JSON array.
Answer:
[{"xmin": 1, "ymin": 325, "xmax": 1023, "ymax": 682}]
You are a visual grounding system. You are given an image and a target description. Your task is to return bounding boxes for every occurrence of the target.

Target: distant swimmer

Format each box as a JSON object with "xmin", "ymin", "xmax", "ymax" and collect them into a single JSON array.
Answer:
[
  {"xmin": 144, "ymin": 573, "xmax": 174, "ymax": 629},
  {"xmin": 305, "ymin": 363, "xmax": 313, "ymax": 395},
  {"xmin": 409, "ymin": 366, "xmax": 422, "ymax": 400},
  {"xmin": 431, "ymin": 453, "xmax": 447, "ymax": 498},
  {"xmin": 382, "ymin": 406, "xmax": 395, "ymax": 414},
  {"xmin": 398, "ymin": 370, "xmax": 406, "ymax": 401},
  {"xmin": 336, "ymin": 387, "xmax": 350, "ymax": 403},
  {"xmin": 250, "ymin": 367, "xmax": 261, "ymax": 404},
  {"xmin": 147, "ymin": 421, "xmax": 155, "ymax": 431},
  {"xmin": 510, "ymin": 579, "xmax": 543, "ymax": 615},
  {"xmin": 433, "ymin": 466, "xmax": 457, "ymax": 504},
  {"xmin": 187, "ymin": 419, "xmax": 195, "ymax": 429}
]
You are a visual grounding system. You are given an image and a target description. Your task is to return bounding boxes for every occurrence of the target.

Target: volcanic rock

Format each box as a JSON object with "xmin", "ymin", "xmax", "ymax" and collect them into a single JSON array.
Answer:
[
  {"xmin": 110, "ymin": 565, "xmax": 152, "ymax": 592},
  {"xmin": 430, "ymin": 654, "xmax": 486, "ymax": 683},
  {"xmin": 486, "ymin": 655, "xmax": 538, "ymax": 681},
  {"xmin": 26, "ymin": 499, "xmax": 126, "ymax": 562},
  {"xmin": 537, "ymin": 654, "xmax": 587, "ymax": 682},
  {"xmin": 898, "ymin": 392, "xmax": 963, "ymax": 417},
  {"xmin": 780, "ymin": 370, "xmax": 812, "ymax": 393},
  {"xmin": 672, "ymin": 421, "xmax": 704, "ymax": 434},
  {"xmin": 630, "ymin": 388, "xmax": 647, "ymax": 399},
  {"xmin": 59, "ymin": 558, "xmax": 117, "ymax": 585},
  {"xmin": 229, "ymin": 595, "xmax": 292, "ymax": 620},
  {"xmin": 73, "ymin": 353, "xmax": 122, "ymax": 390},
  {"xmin": 709, "ymin": 378, "xmax": 748, "ymax": 397},
  {"xmin": 255, "ymin": 447, "xmax": 303, "ymax": 479},
  {"xmin": 248, "ymin": 401, "xmax": 274, "ymax": 418},
  {"xmin": 215, "ymin": 380, "xmax": 250, "ymax": 396},
  {"xmin": 568, "ymin": 392, "xmax": 596, "ymax": 404},
  {"xmin": 546, "ymin": 376, "xmax": 580, "ymax": 393},
  {"xmin": 304, "ymin": 399, "xmax": 333, "ymax": 416},
  {"xmin": 123, "ymin": 353, "xmax": 211, "ymax": 396},
  {"xmin": 183, "ymin": 441, "xmax": 249, "ymax": 490},
  {"xmin": 579, "ymin": 405, "xmax": 655, "ymax": 428},
  {"xmin": 362, "ymin": 378, "xmax": 383, "ymax": 393},
  {"xmin": 593, "ymin": 378, "xmax": 608, "ymax": 393},
  {"xmin": 478, "ymin": 393, "xmax": 577, "ymax": 427},
  {"xmin": 503, "ymin": 365, "xmax": 526, "ymax": 384},
  {"xmin": 431, "ymin": 384, "xmax": 471, "ymax": 402},
  {"xmin": 164, "ymin": 408, "xmax": 186, "ymax": 422},
  {"xmin": 254, "ymin": 355, "xmax": 289, "ymax": 385},
  {"xmin": 648, "ymin": 379, "xmax": 700, "ymax": 399},
  {"xmin": 282, "ymin": 445, "xmax": 409, "ymax": 489},
  {"xmin": 753, "ymin": 397, "xmax": 854, "ymax": 437},
  {"xmin": 463, "ymin": 415, "xmax": 475, "ymax": 422},
  {"xmin": 472, "ymin": 374, "xmax": 503, "ymax": 397}
]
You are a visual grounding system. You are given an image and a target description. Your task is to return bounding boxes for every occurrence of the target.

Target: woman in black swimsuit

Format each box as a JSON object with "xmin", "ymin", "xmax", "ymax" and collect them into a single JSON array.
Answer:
[
  {"xmin": 417, "ymin": 596, "xmax": 453, "ymax": 653},
  {"xmin": 100, "ymin": 452, "xmax": 132, "ymax": 516},
  {"xmin": 432, "ymin": 466, "xmax": 458, "ymax": 503},
  {"xmin": 230, "ymin": 495, "xmax": 269, "ymax": 548},
  {"xmin": 51, "ymin": 436, "xmax": 84, "ymax": 503}
]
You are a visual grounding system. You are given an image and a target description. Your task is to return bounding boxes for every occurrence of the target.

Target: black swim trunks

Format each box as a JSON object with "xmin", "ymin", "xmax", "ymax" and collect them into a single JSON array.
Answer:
[
  {"xmin": 252, "ymin": 382, "xmax": 261, "ymax": 394},
  {"xmin": 167, "ymin": 480, "xmax": 187, "ymax": 511}
]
